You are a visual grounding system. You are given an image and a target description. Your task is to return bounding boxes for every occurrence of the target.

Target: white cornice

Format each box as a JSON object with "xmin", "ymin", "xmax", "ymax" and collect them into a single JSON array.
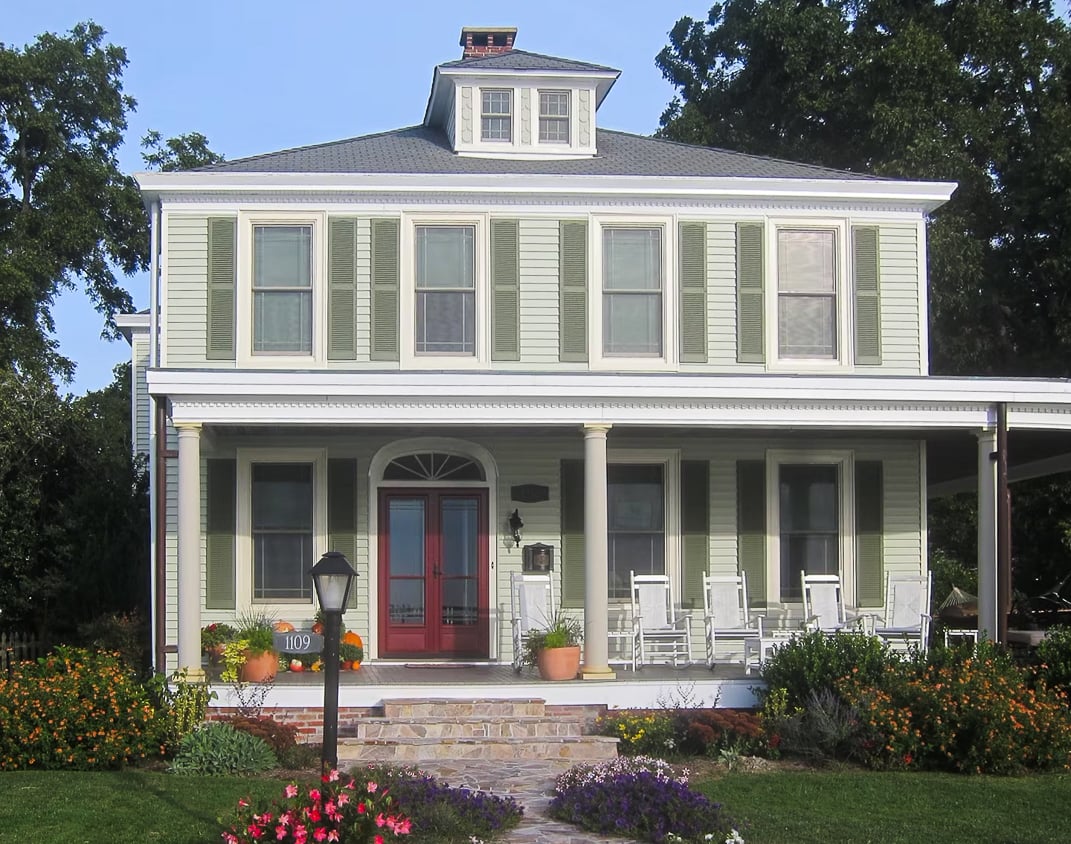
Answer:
[
  {"xmin": 148, "ymin": 370, "xmax": 1071, "ymax": 430},
  {"xmin": 135, "ymin": 172, "xmax": 955, "ymax": 213}
]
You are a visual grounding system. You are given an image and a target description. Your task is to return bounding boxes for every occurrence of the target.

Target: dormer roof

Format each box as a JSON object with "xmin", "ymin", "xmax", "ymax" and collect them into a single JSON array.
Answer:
[{"xmin": 437, "ymin": 49, "xmax": 619, "ymax": 74}]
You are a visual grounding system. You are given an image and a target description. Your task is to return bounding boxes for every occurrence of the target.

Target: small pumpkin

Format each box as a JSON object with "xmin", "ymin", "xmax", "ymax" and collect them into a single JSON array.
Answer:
[
  {"xmin": 311, "ymin": 621, "xmax": 325, "ymax": 635},
  {"xmin": 342, "ymin": 630, "xmax": 363, "ymax": 648},
  {"xmin": 273, "ymin": 620, "xmax": 295, "ymax": 633}
]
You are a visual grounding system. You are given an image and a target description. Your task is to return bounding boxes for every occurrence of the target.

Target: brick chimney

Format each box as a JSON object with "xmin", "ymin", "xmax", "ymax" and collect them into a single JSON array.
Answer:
[{"xmin": 460, "ymin": 27, "xmax": 517, "ymax": 59}]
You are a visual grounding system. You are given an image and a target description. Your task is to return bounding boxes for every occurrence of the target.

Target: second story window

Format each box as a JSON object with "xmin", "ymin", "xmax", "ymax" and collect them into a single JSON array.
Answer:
[
  {"xmin": 252, "ymin": 225, "xmax": 312, "ymax": 354},
  {"xmin": 538, "ymin": 91, "xmax": 570, "ymax": 143},
  {"xmin": 777, "ymin": 229, "xmax": 837, "ymax": 359},
  {"xmin": 602, "ymin": 227, "xmax": 663, "ymax": 356},
  {"xmin": 415, "ymin": 225, "xmax": 476, "ymax": 355},
  {"xmin": 481, "ymin": 90, "xmax": 512, "ymax": 142}
]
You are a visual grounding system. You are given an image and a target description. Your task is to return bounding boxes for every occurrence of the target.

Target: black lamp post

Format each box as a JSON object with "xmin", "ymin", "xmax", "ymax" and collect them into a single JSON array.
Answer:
[{"xmin": 310, "ymin": 551, "xmax": 357, "ymax": 774}]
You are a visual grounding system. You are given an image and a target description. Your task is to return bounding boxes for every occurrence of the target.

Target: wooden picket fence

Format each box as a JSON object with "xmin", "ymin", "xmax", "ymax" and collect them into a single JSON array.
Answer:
[{"xmin": 0, "ymin": 631, "xmax": 44, "ymax": 674}]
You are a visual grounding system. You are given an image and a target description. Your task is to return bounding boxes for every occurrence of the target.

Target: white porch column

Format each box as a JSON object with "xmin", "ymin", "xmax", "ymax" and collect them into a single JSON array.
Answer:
[
  {"xmin": 176, "ymin": 422, "xmax": 204, "ymax": 680},
  {"xmin": 977, "ymin": 427, "xmax": 998, "ymax": 640},
  {"xmin": 582, "ymin": 423, "xmax": 615, "ymax": 679}
]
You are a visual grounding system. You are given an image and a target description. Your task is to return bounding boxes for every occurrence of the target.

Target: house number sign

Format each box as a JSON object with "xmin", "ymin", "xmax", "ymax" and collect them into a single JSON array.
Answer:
[{"xmin": 273, "ymin": 631, "xmax": 324, "ymax": 653}]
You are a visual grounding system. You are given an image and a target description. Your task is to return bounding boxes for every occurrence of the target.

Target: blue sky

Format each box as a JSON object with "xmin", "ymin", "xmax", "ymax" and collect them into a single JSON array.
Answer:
[{"xmin": 8, "ymin": 0, "xmax": 696, "ymax": 394}]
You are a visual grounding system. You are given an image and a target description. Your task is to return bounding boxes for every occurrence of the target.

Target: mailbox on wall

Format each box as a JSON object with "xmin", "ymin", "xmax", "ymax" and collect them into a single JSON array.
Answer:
[{"xmin": 522, "ymin": 543, "xmax": 554, "ymax": 572}]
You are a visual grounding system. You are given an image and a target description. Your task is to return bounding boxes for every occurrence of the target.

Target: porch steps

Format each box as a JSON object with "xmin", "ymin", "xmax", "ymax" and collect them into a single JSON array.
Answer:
[{"xmin": 337, "ymin": 697, "xmax": 618, "ymax": 763}]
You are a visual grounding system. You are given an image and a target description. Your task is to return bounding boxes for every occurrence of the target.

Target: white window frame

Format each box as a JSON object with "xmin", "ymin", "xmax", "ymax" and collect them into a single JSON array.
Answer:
[
  {"xmin": 236, "ymin": 448, "xmax": 327, "ymax": 613},
  {"xmin": 606, "ymin": 449, "xmax": 681, "ymax": 604},
  {"xmin": 537, "ymin": 89, "xmax": 571, "ymax": 145},
  {"xmin": 236, "ymin": 211, "xmax": 327, "ymax": 367},
  {"xmin": 765, "ymin": 449, "xmax": 855, "ymax": 607},
  {"xmin": 480, "ymin": 88, "xmax": 513, "ymax": 143},
  {"xmin": 400, "ymin": 214, "xmax": 490, "ymax": 369},
  {"xmin": 765, "ymin": 218, "xmax": 851, "ymax": 371},
  {"xmin": 591, "ymin": 216, "xmax": 677, "ymax": 371}
]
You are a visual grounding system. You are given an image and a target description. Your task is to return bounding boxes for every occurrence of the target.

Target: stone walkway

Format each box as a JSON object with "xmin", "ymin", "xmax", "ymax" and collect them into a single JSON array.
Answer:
[{"xmin": 419, "ymin": 758, "xmax": 640, "ymax": 844}]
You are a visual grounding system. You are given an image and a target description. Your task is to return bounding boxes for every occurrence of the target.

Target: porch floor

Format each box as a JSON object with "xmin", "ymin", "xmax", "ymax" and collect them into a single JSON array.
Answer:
[{"xmin": 208, "ymin": 661, "xmax": 762, "ymax": 710}]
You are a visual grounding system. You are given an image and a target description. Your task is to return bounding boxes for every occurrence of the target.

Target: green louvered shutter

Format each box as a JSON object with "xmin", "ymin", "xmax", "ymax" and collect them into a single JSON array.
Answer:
[
  {"xmin": 205, "ymin": 458, "xmax": 236, "ymax": 610},
  {"xmin": 681, "ymin": 460, "xmax": 710, "ymax": 609},
  {"xmin": 559, "ymin": 221, "xmax": 588, "ymax": 362},
  {"xmin": 855, "ymin": 461, "xmax": 884, "ymax": 607},
  {"xmin": 206, "ymin": 217, "xmax": 236, "ymax": 360},
  {"xmin": 370, "ymin": 218, "xmax": 400, "ymax": 361},
  {"xmin": 679, "ymin": 223, "xmax": 708, "ymax": 363},
  {"xmin": 736, "ymin": 222, "xmax": 765, "ymax": 363},
  {"xmin": 328, "ymin": 458, "xmax": 360, "ymax": 610},
  {"xmin": 853, "ymin": 226, "xmax": 882, "ymax": 365},
  {"xmin": 736, "ymin": 460, "xmax": 767, "ymax": 607},
  {"xmin": 560, "ymin": 459, "xmax": 585, "ymax": 607},
  {"xmin": 491, "ymin": 219, "xmax": 520, "ymax": 361},
  {"xmin": 328, "ymin": 218, "xmax": 358, "ymax": 360}
]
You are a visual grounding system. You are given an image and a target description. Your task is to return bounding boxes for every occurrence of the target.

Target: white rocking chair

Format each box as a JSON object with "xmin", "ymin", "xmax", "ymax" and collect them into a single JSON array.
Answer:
[
  {"xmin": 801, "ymin": 572, "xmax": 865, "ymax": 634},
  {"xmin": 510, "ymin": 572, "xmax": 555, "ymax": 673},
  {"xmin": 872, "ymin": 573, "xmax": 932, "ymax": 653},
  {"xmin": 630, "ymin": 572, "xmax": 692, "ymax": 670},
  {"xmin": 702, "ymin": 571, "xmax": 762, "ymax": 668}
]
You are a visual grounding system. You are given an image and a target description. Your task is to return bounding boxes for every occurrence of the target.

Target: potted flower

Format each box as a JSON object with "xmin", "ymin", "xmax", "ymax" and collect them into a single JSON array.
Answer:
[
  {"xmin": 201, "ymin": 623, "xmax": 236, "ymax": 663},
  {"xmin": 522, "ymin": 612, "xmax": 584, "ymax": 681},
  {"xmin": 340, "ymin": 630, "xmax": 364, "ymax": 670},
  {"xmin": 224, "ymin": 612, "xmax": 278, "ymax": 683}
]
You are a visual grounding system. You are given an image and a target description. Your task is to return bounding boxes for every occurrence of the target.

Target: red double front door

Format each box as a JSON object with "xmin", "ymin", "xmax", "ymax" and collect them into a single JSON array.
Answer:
[{"xmin": 378, "ymin": 489, "xmax": 489, "ymax": 658}]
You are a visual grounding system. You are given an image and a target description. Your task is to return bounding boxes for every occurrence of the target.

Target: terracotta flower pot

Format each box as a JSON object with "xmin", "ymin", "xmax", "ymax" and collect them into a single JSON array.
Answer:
[
  {"xmin": 239, "ymin": 650, "xmax": 278, "ymax": 683},
  {"xmin": 536, "ymin": 645, "xmax": 581, "ymax": 681}
]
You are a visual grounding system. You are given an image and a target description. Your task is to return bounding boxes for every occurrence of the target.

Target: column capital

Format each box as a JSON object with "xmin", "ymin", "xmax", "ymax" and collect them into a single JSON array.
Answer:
[
  {"xmin": 174, "ymin": 422, "xmax": 203, "ymax": 434},
  {"xmin": 581, "ymin": 423, "xmax": 612, "ymax": 438}
]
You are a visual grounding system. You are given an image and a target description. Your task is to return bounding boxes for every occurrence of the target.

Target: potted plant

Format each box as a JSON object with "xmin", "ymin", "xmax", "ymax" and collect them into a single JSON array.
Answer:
[
  {"xmin": 340, "ymin": 630, "xmax": 364, "ymax": 670},
  {"xmin": 227, "ymin": 612, "xmax": 278, "ymax": 683},
  {"xmin": 522, "ymin": 612, "xmax": 584, "ymax": 681},
  {"xmin": 201, "ymin": 623, "xmax": 236, "ymax": 663}
]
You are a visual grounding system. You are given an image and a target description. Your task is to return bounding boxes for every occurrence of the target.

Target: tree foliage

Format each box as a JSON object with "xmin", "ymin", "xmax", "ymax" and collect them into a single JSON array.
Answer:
[
  {"xmin": 657, "ymin": 0, "xmax": 1071, "ymax": 378},
  {"xmin": 141, "ymin": 129, "xmax": 224, "ymax": 172}
]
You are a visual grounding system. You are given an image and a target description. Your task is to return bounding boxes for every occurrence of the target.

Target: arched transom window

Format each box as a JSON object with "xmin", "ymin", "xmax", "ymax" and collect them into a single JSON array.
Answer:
[{"xmin": 382, "ymin": 452, "xmax": 486, "ymax": 482}]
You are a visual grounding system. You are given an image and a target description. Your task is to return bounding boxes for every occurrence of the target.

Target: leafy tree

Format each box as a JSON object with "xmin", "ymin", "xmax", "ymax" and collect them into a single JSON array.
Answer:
[{"xmin": 141, "ymin": 129, "xmax": 224, "ymax": 171}]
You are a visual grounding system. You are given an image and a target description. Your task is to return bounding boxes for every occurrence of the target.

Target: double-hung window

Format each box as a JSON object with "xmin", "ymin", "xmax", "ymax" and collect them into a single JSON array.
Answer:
[
  {"xmin": 602, "ymin": 227, "xmax": 663, "ymax": 356},
  {"xmin": 607, "ymin": 464, "xmax": 665, "ymax": 599},
  {"xmin": 778, "ymin": 464, "xmax": 839, "ymax": 601},
  {"xmin": 415, "ymin": 225, "xmax": 476, "ymax": 355},
  {"xmin": 481, "ymin": 90, "xmax": 512, "ymax": 142},
  {"xmin": 252, "ymin": 225, "xmax": 313, "ymax": 354},
  {"xmin": 776, "ymin": 229, "xmax": 837, "ymax": 359},
  {"xmin": 538, "ymin": 91, "xmax": 570, "ymax": 143},
  {"xmin": 251, "ymin": 463, "xmax": 314, "ymax": 601}
]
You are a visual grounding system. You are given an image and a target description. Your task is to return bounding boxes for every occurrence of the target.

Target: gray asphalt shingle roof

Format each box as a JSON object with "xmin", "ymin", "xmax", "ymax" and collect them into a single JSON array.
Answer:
[
  {"xmin": 437, "ymin": 49, "xmax": 619, "ymax": 74},
  {"xmin": 196, "ymin": 125, "xmax": 876, "ymax": 180}
]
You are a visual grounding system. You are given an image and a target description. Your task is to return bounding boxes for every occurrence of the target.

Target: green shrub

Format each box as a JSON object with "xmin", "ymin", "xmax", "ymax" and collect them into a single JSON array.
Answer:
[
  {"xmin": 675, "ymin": 708, "xmax": 765, "ymax": 757},
  {"xmin": 0, "ymin": 647, "xmax": 167, "ymax": 770},
  {"xmin": 147, "ymin": 669, "xmax": 215, "ymax": 749},
  {"xmin": 595, "ymin": 710, "xmax": 679, "ymax": 757},
  {"xmin": 760, "ymin": 630, "xmax": 894, "ymax": 709},
  {"xmin": 76, "ymin": 611, "xmax": 149, "ymax": 674},
  {"xmin": 762, "ymin": 688, "xmax": 867, "ymax": 763},
  {"xmin": 839, "ymin": 646, "xmax": 1071, "ymax": 774},
  {"xmin": 1035, "ymin": 625, "xmax": 1071, "ymax": 693},
  {"xmin": 224, "ymin": 715, "xmax": 298, "ymax": 756},
  {"xmin": 169, "ymin": 722, "xmax": 277, "ymax": 775}
]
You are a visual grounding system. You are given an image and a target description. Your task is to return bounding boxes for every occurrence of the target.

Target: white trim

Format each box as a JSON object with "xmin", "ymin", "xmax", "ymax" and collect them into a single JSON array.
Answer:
[
  {"xmin": 235, "ymin": 447, "xmax": 327, "ymax": 616},
  {"xmin": 765, "ymin": 449, "xmax": 855, "ymax": 606},
  {"xmin": 367, "ymin": 437, "xmax": 500, "ymax": 662},
  {"xmin": 917, "ymin": 218, "xmax": 930, "ymax": 374}
]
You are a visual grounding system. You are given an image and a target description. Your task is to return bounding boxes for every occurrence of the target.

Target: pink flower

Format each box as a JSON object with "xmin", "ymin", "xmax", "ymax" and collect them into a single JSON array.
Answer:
[
  {"xmin": 275, "ymin": 824, "xmax": 288, "ymax": 841},
  {"xmin": 312, "ymin": 827, "xmax": 327, "ymax": 842},
  {"xmin": 396, "ymin": 817, "xmax": 412, "ymax": 835},
  {"xmin": 285, "ymin": 784, "xmax": 298, "ymax": 798},
  {"xmin": 367, "ymin": 781, "xmax": 378, "ymax": 793},
  {"xmin": 238, "ymin": 798, "xmax": 250, "ymax": 808},
  {"xmin": 374, "ymin": 837, "xmax": 384, "ymax": 844},
  {"xmin": 223, "ymin": 835, "xmax": 239, "ymax": 844},
  {"xmin": 327, "ymin": 833, "xmax": 339, "ymax": 843},
  {"xmin": 375, "ymin": 813, "xmax": 386, "ymax": 828},
  {"xmin": 321, "ymin": 769, "xmax": 340, "ymax": 783},
  {"xmin": 336, "ymin": 793, "xmax": 350, "ymax": 807},
  {"xmin": 309, "ymin": 789, "xmax": 321, "ymax": 802},
  {"xmin": 357, "ymin": 803, "xmax": 367, "ymax": 815}
]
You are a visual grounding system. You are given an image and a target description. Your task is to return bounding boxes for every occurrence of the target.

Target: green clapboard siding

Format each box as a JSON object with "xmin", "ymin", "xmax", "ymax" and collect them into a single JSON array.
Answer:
[
  {"xmin": 736, "ymin": 222, "xmax": 765, "ymax": 364},
  {"xmin": 679, "ymin": 223, "xmax": 708, "ymax": 363},
  {"xmin": 328, "ymin": 458, "xmax": 360, "ymax": 610},
  {"xmin": 206, "ymin": 458, "xmax": 236, "ymax": 610},
  {"xmin": 681, "ymin": 460, "xmax": 710, "ymax": 609},
  {"xmin": 736, "ymin": 460, "xmax": 766, "ymax": 607},
  {"xmin": 371, "ymin": 218, "xmax": 400, "ymax": 361},
  {"xmin": 853, "ymin": 226, "xmax": 882, "ymax": 365},
  {"xmin": 855, "ymin": 461, "xmax": 884, "ymax": 607},
  {"xmin": 491, "ymin": 219, "xmax": 520, "ymax": 360},
  {"xmin": 560, "ymin": 459, "xmax": 585, "ymax": 607},
  {"xmin": 328, "ymin": 218, "xmax": 358, "ymax": 360},
  {"xmin": 206, "ymin": 217, "xmax": 236, "ymax": 360},
  {"xmin": 559, "ymin": 221, "xmax": 588, "ymax": 362}
]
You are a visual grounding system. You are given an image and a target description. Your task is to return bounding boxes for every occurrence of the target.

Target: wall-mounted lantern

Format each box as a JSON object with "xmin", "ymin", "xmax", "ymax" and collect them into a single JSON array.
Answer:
[
  {"xmin": 507, "ymin": 509, "xmax": 524, "ymax": 547},
  {"xmin": 523, "ymin": 542, "xmax": 554, "ymax": 572}
]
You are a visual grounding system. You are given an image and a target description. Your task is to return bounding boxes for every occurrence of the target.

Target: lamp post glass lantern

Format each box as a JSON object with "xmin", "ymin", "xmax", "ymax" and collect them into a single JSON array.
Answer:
[{"xmin": 310, "ymin": 551, "xmax": 357, "ymax": 774}]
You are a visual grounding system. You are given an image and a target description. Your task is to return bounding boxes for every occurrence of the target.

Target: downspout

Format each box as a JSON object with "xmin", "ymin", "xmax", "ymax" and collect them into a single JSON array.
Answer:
[
  {"xmin": 148, "ymin": 199, "xmax": 160, "ymax": 671},
  {"xmin": 153, "ymin": 400, "xmax": 169, "ymax": 672},
  {"xmin": 996, "ymin": 402, "xmax": 1011, "ymax": 645}
]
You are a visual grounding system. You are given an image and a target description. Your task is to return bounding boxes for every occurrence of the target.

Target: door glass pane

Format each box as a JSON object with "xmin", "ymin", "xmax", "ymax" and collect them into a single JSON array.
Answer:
[
  {"xmin": 389, "ymin": 580, "xmax": 425, "ymax": 625},
  {"xmin": 388, "ymin": 499, "xmax": 425, "ymax": 576},
  {"xmin": 440, "ymin": 498, "xmax": 478, "ymax": 626},
  {"xmin": 779, "ymin": 464, "xmax": 839, "ymax": 600}
]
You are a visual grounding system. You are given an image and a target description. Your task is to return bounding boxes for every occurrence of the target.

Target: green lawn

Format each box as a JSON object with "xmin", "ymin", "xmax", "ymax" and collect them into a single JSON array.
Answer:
[
  {"xmin": 0, "ymin": 770, "xmax": 290, "ymax": 844},
  {"xmin": 699, "ymin": 768, "xmax": 1071, "ymax": 844}
]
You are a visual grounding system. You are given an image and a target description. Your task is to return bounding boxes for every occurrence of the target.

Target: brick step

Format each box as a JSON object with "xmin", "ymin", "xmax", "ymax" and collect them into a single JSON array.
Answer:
[
  {"xmin": 343, "ymin": 715, "xmax": 584, "ymax": 740},
  {"xmin": 337, "ymin": 735, "xmax": 619, "ymax": 763},
  {"xmin": 380, "ymin": 697, "xmax": 546, "ymax": 719}
]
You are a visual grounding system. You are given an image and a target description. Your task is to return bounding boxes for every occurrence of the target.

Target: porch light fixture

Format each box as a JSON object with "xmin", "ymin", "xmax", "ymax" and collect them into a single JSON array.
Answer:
[
  {"xmin": 310, "ymin": 551, "xmax": 358, "ymax": 775},
  {"xmin": 507, "ymin": 509, "xmax": 524, "ymax": 547}
]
